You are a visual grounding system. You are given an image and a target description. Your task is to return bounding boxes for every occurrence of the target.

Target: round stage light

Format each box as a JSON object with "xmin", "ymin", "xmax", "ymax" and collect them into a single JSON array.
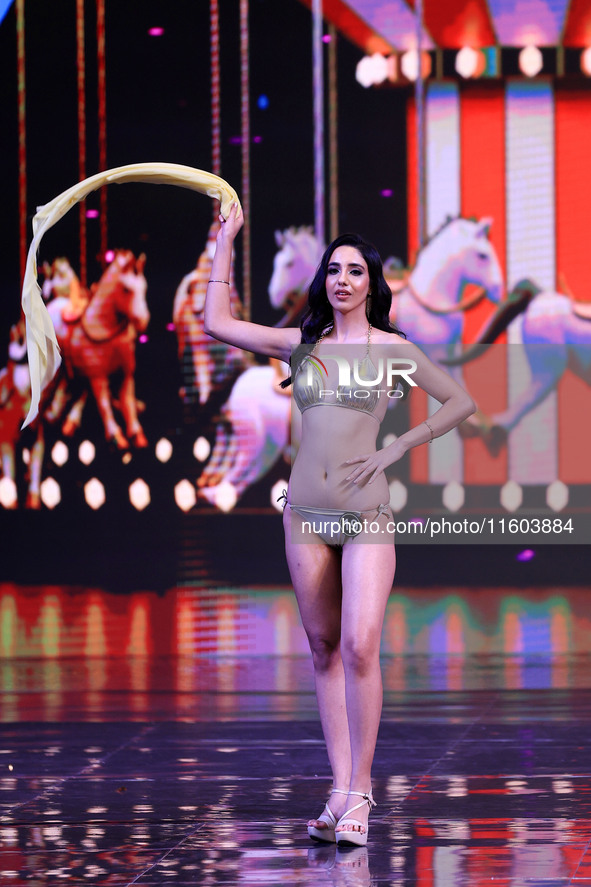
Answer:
[
  {"xmin": 0, "ymin": 477, "xmax": 18, "ymax": 509},
  {"xmin": 519, "ymin": 45, "xmax": 543, "ymax": 78},
  {"xmin": 271, "ymin": 480, "xmax": 288, "ymax": 513},
  {"xmin": 400, "ymin": 50, "xmax": 431, "ymax": 82},
  {"xmin": 193, "ymin": 437, "xmax": 211, "ymax": 462},
  {"xmin": 79, "ymin": 440, "xmax": 96, "ymax": 465},
  {"xmin": 388, "ymin": 479, "xmax": 407, "ymax": 512},
  {"xmin": 546, "ymin": 480, "xmax": 568, "ymax": 512},
  {"xmin": 84, "ymin": 478, "xmax": 105, "ymax": 510},
  {"xmin": 129, "ymin": 478, "xmax": 150, "ymax": 511},
  {"xmin": 40, "ymin": 477, "xmax": 61, "ymax": 509},
  {"xmin": 442, "ymin": 481, "xmax": 464, "ymax": 512},
  {"xmin": 213, "ymin": 481, "xmax": 238, "ymax": 513},
  {"xmin": 500, "ymin": 480, "xmax": 523, "ymax": 512},
  {"xmin": 155, "ymin": 438, "xmax": 173, "ymax": 463},
  {"xmin": 581, "ymin": 47, "xmax": 591, "ymax": 76},
  {"xmin": 355, "ymin": 53, "xmax": 388, "ymax": 88},
  {"xmin": 455, "ymin": 47, "xmax": 479, "ymax": 79},
  {"xmin": 51, "ymin": 441, "xmax": 69, "ymax": 467},
  {"xmin": 174, "ymin": 480, "xmax": 196, "ymax": 512}
]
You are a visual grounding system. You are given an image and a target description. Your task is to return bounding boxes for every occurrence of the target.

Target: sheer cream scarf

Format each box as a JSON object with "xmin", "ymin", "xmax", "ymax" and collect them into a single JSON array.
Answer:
[{"xmin": 21, "ymin": 162, "xmax": 241, "ymax": 427}]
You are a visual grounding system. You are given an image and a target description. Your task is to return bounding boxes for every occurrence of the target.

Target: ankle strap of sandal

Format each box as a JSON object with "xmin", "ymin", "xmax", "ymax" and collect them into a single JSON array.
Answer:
[
  {"xmin": 346, "ymin": 789, "xmax": 377, "ymax": 809},
  {"xmin": 330, "ymin": 788, "xmax": 350, "ymax": 796}
]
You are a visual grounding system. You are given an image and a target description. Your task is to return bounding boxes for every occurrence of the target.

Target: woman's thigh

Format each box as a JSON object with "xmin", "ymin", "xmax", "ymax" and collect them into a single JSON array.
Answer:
[
  {"xmin": 283, "ymin": 506, "xmax": 343, "ymax": 642},
  {"xmin": 340, "ymin": 534, "xmax": 396, "ymax": 650}
]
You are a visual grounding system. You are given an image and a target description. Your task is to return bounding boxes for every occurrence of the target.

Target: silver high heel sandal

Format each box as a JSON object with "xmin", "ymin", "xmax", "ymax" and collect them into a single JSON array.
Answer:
[
  {"xmin": 307, "ymin": 788, "xmax": 349, "ymax": 843},
  {"xmin": 335, "ymin": 789, "xmax": 376, "ymax": 847}
]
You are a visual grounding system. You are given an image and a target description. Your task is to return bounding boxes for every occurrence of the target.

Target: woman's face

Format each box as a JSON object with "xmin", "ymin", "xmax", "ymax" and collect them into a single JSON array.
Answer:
[{"xmin": 325, "ymin": 245, "xmax": 370, "ymax": 315}]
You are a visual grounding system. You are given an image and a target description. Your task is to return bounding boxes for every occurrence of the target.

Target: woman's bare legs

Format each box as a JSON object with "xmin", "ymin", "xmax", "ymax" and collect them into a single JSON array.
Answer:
[
  {"xmin": 334, "ymin": 535, "xmax": 396, "ymax": 837},
  {"xmin": 284, "ymin": 509, "xmax": 351, "ymax": 832}
]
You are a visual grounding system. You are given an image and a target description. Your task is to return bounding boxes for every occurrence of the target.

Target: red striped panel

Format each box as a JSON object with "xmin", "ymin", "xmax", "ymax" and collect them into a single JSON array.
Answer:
[
  {"xmin": 460, "ymin": 85, "xmax": 507, "ymax": 485},
  {"xmin": 555, "ymin": 87, "xmax": 591, "ymax": 483},
  {"xmin": 555, "ymin": 88, "xmax": 591, "ymax": 303},
  {"xmin": 407, "ymin": 96, "xmax": 419, "ymax": 263},
  {"xmin": 297, "ymin": 0, "xmax": 393, "ymax": 54},
  {"xmin": 562, "ymin": 0, "xmax": 591, "ymax": 46},
  {"xmin": 406, "ymin": 0, "xmax": 496, "ymax": 48},
  {"xmin": 406, "ymin": 96, "xmax": 429, "ymax": 484}
]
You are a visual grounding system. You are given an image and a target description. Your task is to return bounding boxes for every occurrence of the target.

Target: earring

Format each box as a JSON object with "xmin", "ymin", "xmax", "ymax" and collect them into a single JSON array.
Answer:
[{"xmin": 366, "ymin": 293, "xmax": 372, "ymax": 319}]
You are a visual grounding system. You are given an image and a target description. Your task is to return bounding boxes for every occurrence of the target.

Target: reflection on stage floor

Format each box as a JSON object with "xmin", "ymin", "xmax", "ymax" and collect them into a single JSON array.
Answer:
[{"xmin": 2, "ymin": 654, "xmax": 591, "ymax": 885}]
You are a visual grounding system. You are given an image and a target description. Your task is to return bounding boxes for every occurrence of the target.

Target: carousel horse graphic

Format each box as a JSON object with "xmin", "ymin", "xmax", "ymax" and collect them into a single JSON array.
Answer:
[
  {"xmin": 444, "ymin": 279, "xmax": 591, "ymax": 455},
  {"xmin": 173, "ymin": 219, "xmax": 247, "ymax": 406},
  {"xmin": 42, "ymin": 256, "xmax": 89, "ymax": 321},
  {"xmin": 392, "ymin": 216, "xmax": 503, "ymax": 350},
  {"xmin": 268, "ymin": 226, "xmax": 325, "ymax": 326},
  {"xmin": 45, "ymin": 249, "xmax": 150, "ymax": 449},
  {"xmin": 0, "ymin": 317, "xmax": 45, "ymax": 508},
  {"xmin": 197, "ymin": 364, "xmax": 291, "ymax": 509}
]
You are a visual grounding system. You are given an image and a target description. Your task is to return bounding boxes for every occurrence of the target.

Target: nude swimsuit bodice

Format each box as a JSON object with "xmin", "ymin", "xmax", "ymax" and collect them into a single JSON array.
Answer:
[{"xmin": 292, "ymin": 324, "xmax": 380, "ymax": 422}]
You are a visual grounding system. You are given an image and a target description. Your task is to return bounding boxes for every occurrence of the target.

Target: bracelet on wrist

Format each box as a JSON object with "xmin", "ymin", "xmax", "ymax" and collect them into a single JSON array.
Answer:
[
  {"xmin": 208, "ymin": 279, "xmax": 230, "ymax": 286},
  {"xmin": 424, "ymin": 420, "xmax": 435, "ymax": 442}
]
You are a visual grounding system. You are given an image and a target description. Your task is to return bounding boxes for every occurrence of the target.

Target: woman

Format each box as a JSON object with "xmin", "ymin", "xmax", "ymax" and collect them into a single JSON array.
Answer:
[{"xmin": 204, "ymin": 205, "xmax": 476, "ymax": 847}]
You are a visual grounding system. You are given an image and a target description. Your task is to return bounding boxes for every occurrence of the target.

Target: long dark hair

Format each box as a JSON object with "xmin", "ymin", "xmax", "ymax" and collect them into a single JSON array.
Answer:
[{"xmin": 280, "ymin": 233, "xmax": 406, "ymax": 388}]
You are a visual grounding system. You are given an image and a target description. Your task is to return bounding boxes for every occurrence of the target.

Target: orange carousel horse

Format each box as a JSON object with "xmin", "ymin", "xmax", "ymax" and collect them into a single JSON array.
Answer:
[
  {"xmin": 0, "ymin": 316, "xmax": 45, "ymax": 508},
  {"xmin": 46, "ymin": 250, "xmax": 150, "ymax": 449}
]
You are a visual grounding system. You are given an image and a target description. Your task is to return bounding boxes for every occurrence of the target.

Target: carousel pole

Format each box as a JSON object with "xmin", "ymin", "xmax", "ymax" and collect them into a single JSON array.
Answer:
[
  {"xmin": 239, "ymin": 0, "xmax": 251, "ymax": 320},
  {"xmin": 76, "ymin": 0, "xmax": 87, "ymax": 287},
  {"xmin": 415, "ymin": 0, "xmax": 426, "ymax": 248},
  {"xmin": 327, "ymin": 23, "xmax": 338, "ymax": 243},
  {"xmin": 16, "ymin": 0, "xmax": 27, "ymax": 287},
  {"xmin": 210, "ymin": 0, "xmax": 221, "ymax": 180},
  {"xmin": 312, "ymin": 0, "xmax": 325, "ymax": 246},
  {"xmin": 97, "ymin": 0, "xmax": 108, "ymax": 260}
]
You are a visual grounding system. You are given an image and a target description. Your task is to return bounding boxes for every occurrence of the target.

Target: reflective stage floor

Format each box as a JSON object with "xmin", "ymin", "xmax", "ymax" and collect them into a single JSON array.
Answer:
[{"xmin": 2, "ymin": 655, "xmax": 591, "ymax": 886}]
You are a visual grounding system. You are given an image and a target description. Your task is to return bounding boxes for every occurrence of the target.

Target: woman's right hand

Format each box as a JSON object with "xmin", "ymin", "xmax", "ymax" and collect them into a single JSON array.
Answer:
[{"xmin": 217, "ymin": 202, "xmax": 243, "ymax": 247}]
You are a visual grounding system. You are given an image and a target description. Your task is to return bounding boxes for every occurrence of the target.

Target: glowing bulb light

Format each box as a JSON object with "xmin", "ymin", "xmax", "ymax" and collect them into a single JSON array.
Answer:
[
  {"xmin": 40, "ymin": 478, "xmax": 61, "ymax": 509},
  {"xmin": 355, "ymin": 53, "xmax": 389, "ymax": 88},
  {"xmin": 455, "ymin": 47, "xmax": 480, "ymax": 79},
  {"xmin": 581, "ymin": 47, "xmax": 591, "ymax": 76},
  {"xmin": 129, "ymin": 479, "xmax": 151, "ymax": 511},
  {"xmin": 271, "ymin": 480, "xmax": 288, "ymax": 513},
  {"xmin": 0, "ymin": 477, "xmax": 18, "ymax": 509},
  {"xmin": 84, "ymin": 478, "xmax": 105, "ymax": 510},
  {"xmin": 51, "ymin": 441, "xmax": 69, "ymax": 467},
  {"xmin": 79, "ymin": 440, "xmax": 96, "ymax": 465},
  {"xmin": 193, "ymin": 437, "xmax": 211, "ymax": 462},
  {"xmin": 175, "ymin": 480, "xmax": 196, "ymax": 512},
  {"xmin": 400, "ymin": 50, "xmax": 431, "ymax": 82},
  {"xmin": 519, "ymin": 45, "xmax": 543, "ymax": 78},
  {"xmin": 155, "ymin": 438, "xmax": 173, "ymax": 463}
]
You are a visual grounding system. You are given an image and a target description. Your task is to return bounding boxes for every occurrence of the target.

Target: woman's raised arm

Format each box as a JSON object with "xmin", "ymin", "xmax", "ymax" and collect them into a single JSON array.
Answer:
[{"xmin": 203, "ymin": 205, "xmax": 300, "ymax": 361}]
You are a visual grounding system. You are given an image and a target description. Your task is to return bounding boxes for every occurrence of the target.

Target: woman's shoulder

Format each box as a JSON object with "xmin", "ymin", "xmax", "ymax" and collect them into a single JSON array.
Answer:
[{"xmin": 371, "ymin": 328, "xmax": 414, "ymax": 347}]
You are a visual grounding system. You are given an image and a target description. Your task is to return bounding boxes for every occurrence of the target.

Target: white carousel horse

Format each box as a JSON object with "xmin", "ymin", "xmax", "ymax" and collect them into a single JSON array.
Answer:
[
  {"xmin": 394, "ymin": 216, "xmax": 504, "ymax": 350},
  {"xmin": 447, "ymin": 281, "xmax": 591, "ymax": 455},
  {"xmin": 197, "ymin": 364, "xmax": 291, "ymax": 509},
  {"xmin": 268, "ymin": 226, "xmax": 325, "ymax": 326}
]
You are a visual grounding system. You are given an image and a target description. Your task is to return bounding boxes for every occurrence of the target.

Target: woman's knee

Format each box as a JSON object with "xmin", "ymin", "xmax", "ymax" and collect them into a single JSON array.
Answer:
[
  {"xmin": 341, "ymin": 633, "xmax": 380, "ymax": 676},
  {"xmin": 308, "ymin": 633, "xmax": 341, "ymax": 672}
]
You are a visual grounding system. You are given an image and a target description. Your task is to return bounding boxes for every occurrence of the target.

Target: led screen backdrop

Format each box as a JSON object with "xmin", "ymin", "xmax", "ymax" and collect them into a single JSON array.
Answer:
[{"xmin": 0, "ymin": 0, "xmax": 590, "ymax": 603}]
